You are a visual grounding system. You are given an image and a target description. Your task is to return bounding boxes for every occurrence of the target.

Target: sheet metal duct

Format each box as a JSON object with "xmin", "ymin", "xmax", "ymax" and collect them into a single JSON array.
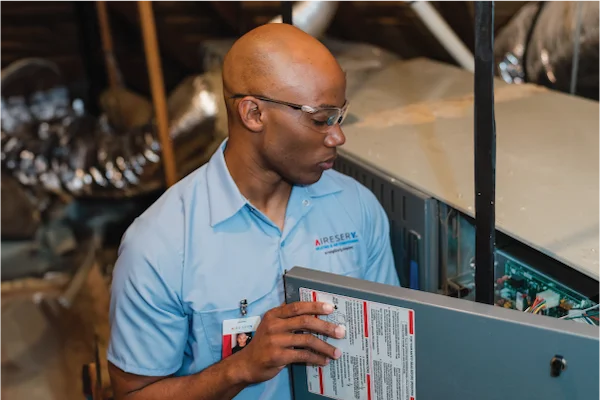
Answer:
[
  {"xmin": 269, "ymin": 1, "xmax": 339, "ymax": 38},
  {"xmin": 203, "ymin": 0, "xmax": 340, "ymax": 70}
]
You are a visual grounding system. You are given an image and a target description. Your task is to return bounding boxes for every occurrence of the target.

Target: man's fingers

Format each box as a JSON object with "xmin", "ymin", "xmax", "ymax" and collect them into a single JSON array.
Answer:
[
  {"xmin": 285, "ymin": 315, "xmax": 346, "ymax": 339},
  {"xmin": 279, "ymin": 348, "xmax": 331, "ymax": 367},
  {"xmin": 273, "ymin": 301, "xmax": 334, "ymax": 319},
  {"xmin": 281, "ymin": 333, "xmax": 342, "ymax": 361}
]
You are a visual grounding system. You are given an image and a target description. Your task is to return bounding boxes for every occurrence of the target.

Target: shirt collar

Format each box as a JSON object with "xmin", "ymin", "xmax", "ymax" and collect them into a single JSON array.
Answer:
[
  {"xmin": 206, "ymin": 139, "xmax": 247, "ymax": 227},
  {"xmin": 303, "ymin": 170, "xmax": 343, "ymax": 198},
  {"xmin": 206, "ymin": 138, "xmax": 343, "ymax": 227}
]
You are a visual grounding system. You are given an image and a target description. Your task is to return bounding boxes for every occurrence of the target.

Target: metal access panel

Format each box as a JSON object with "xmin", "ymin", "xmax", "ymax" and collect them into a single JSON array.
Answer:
[
  {"xmin": 334, "ymin": 154, "xmax": 439, "ymax": 293},
  {"xmin": 284, "ymin": 267, "xmax": 599, "ymax": 400}
]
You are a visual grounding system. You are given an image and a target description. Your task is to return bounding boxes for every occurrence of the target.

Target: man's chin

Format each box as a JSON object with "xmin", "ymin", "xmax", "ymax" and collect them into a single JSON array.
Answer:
[{"xmin": 296, "ymin": 171, "xmax": 324, "ymax": 186}]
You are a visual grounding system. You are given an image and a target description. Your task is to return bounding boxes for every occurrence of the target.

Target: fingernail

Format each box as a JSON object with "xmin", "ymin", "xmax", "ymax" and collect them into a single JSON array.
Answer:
[
  {"xmin": 335, "ymin": 325, "xmax": 346, "ymax": 338},
  {"xmin": 325, "ymin": 358, "xmax": 331, "ymax": 365},
  {"xmin": 334, "ymin": 348, "xmax": 342, "ymax": 359},
  {"xmin": 323, "ymin": 303, "xmax": 334, "ymax": 313}
]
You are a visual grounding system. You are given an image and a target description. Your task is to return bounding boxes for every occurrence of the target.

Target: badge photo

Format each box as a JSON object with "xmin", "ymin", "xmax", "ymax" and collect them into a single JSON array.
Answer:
[{"xmin": 222, "ymin": 316, "xmax": 261, "ymax": 359}]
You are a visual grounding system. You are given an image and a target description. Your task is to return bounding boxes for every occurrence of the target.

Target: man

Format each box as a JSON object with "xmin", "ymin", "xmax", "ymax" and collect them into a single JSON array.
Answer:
[
  {"xmin": 108, "ymin": 23, "xmax": 400, "ymax": 400},
  {"xmin": 232, "ymin": 332, "xmax": 252, "ymax": 355}
]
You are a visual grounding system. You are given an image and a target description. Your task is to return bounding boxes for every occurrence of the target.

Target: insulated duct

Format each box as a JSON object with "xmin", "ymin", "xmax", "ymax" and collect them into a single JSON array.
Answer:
[
  {"xmin": 1, "ymin": 58, "xmax": 220, "ymax": 202},
  {"xmin": 269, "ymin": 1, "xmax": 339, "ymax": 38},
  {"xmin": 494, "ymin": 1, "xmax": 599, "ymax": 100}
]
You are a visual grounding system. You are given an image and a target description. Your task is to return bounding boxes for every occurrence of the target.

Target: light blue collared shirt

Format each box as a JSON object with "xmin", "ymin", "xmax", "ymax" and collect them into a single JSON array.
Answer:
[{"xmin": 108, "ymin": 139, "xmax": 400, "ymax": 399}]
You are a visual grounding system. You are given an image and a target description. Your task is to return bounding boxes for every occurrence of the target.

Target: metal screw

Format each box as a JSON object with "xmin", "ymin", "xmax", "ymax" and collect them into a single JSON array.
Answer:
[{"xmin": 550, "ymin": 355, "xmax": 567, "ymax": 377}]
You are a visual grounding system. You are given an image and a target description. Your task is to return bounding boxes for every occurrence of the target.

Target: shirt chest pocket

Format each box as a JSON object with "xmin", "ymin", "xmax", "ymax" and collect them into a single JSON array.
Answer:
[{"xmin": 193, "ymin": 281, "xmax": 284, "ymax": 363}]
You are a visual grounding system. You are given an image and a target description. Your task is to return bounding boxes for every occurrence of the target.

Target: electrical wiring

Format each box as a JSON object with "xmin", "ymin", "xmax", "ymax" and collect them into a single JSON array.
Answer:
[
  {"xmin": 524, "ymin": 297, "xmax": 538, "ymax": 313},
  {"xmin": 525, "ymin": 297, "xmax": 546, "ymax": 313},
  {"xmin": 534, "ymin": 299, "xmax": 546, "ymax": 314},
  {"xmin": 559, "ymin": 303, "xmax": 600, "ymax": 319},
  {"xmin": 562, "ymin": 311, "xmax": 599, "ymax": 324},
  {"xmin": 567, "ymin": 311, "xmax": 600, "ymax": 319},
  {"xmin": 581, "ymin": 304, "xmax": 599, "ymax": 313}
]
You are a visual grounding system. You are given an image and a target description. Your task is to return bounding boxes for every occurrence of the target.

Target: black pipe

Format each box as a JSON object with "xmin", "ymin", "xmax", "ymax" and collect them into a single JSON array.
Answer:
[
  {"xmin": 474, "ymin": 1, "xmax": 496, "ymax": 305},
  {"xmin": 282, "ymin": 1, "xmax": 293, "ymax": 25}
]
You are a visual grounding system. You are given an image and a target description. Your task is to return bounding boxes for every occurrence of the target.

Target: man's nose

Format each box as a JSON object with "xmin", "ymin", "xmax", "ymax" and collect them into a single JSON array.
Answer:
[{"xmin": 325, "ymin": 125, "xmax": 346, "ymax": 147}]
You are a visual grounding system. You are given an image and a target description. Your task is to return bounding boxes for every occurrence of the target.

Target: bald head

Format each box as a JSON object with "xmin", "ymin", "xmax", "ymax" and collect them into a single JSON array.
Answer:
[
  {"xmin": 222, "ymin": 24, "xmax": 345, "ymax": 109},
  {"xmin": 221, "ymin": 24, "xmax": 347, "ymax": 188}
]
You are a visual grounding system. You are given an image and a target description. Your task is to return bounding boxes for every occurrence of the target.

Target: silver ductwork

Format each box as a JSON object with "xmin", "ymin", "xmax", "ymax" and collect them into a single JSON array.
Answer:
[
  {"xmin": 1, "ymin": 58, "xmax": 220, "ymax": 203},
  {"xmin": 494, "ymin": 1, "xmax": 599, "ymax": 100},
  {"xmin": 269, "ymin": 1, "xmax": 339, "ymax": 38}
]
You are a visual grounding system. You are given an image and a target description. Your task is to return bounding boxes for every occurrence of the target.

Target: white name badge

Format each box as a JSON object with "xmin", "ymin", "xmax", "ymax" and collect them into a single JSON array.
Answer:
[{"xmin": 222, "ymin": 316, "xmax": 261, "ymax": 359}]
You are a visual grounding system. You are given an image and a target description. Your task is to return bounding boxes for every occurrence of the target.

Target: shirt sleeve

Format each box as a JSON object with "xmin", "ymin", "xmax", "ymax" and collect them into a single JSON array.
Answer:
[
  {"xmin": 107, "ymin": 221, "xmax": 188, "ymax": 377},
  {"xmin": 359, "ymin": 187, "xmax": 402, "ymax": 287}
]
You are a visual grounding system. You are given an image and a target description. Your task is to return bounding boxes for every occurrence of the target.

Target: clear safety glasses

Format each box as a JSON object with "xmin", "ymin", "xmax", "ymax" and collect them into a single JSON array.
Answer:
[{"xmin": 229, "ymin": 94, "xmax": 349, "ymax": 133}]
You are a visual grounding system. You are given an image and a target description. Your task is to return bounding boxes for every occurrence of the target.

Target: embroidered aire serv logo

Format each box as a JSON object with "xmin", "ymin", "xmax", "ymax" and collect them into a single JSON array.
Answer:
[{"xmin": 315, "ymin": 232, "xmax": 359, "ymax": 251}]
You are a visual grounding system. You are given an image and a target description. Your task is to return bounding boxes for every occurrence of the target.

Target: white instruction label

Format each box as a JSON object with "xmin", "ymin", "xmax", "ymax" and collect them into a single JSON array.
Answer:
[{"xmin": 300, "ymin": 288, "xmax": 416, "ymax": 400}]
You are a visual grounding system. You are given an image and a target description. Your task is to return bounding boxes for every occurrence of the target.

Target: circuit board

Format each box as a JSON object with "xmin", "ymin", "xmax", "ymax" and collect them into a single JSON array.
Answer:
[{"xmin": 494, "ymin": 252, "xmax": 598, "ymax": 325}]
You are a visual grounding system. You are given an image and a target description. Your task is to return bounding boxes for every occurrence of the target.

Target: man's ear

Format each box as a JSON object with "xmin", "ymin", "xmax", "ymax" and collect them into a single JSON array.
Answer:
[{"xmin": 237, "ymin": 97, "xmax": 263, "ymax": 132}]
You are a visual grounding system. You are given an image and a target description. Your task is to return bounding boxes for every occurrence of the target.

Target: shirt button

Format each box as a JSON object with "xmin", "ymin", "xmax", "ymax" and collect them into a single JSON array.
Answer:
[{"xmin": 302, "ymin": 199, "xmax": 310, "ymax": 207}]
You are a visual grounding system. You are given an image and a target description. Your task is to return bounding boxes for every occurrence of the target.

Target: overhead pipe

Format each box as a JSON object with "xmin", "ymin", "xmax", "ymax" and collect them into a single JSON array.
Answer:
[
  {"xmin": 409, "ymin": 1, "xmax": 475, "ymax": 72},
  {"xmin": 269, "ymin": 1, "xmax": 339, "ymax": 38},
  {"xmin": 271, "ymin": 1, "xmax": 473, "ymax": 70}
]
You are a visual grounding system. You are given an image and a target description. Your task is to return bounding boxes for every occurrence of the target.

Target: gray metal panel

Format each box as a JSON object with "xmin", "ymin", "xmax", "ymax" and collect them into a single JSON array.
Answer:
[
  {"xmin": 334, "ymin": 154, "xmax": 439, "ymax": 293},
  {"xmin": 284, "ymin": 267, "xmax": 599, "ymax": 400}
]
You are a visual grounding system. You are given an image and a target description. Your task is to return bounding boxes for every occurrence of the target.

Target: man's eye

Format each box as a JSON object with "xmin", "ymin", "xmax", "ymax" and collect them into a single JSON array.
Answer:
[{"xmin": 312, "ymin": 120, "xmax": 327, "ymax": 126}]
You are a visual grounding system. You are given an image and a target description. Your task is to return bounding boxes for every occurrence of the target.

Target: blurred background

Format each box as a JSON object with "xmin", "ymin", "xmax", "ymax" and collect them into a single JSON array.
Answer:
[
  {"xmin": 1, "ymin": 1, "xmax": 526, "ymax": 102},
  {"xmin": 1, "ymin": 2, "xmax": 598, "ymax": 400}
]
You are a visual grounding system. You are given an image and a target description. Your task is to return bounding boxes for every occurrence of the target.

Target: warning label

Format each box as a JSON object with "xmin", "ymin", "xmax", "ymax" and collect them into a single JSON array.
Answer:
[{"xmin": 300, "ymin": 288, "xmax": 416, "ymax": 400}]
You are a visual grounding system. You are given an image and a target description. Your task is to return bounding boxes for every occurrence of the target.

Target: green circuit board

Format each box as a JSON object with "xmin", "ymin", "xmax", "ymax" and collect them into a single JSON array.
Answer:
[{"xmin": 494, "ymin": 257, "xmax": 597, "ymax": 323}]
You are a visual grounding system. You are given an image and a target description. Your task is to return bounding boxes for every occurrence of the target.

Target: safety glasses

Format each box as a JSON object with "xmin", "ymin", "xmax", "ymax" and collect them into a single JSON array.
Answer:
[{"xmin": 229, "ymin": 94, "xmax": 349, "ymax": 133}]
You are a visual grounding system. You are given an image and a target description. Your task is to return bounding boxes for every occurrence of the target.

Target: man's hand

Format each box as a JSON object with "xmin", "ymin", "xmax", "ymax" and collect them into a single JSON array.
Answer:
[
  {"xmin": 109, "ymin": 301, "xmax": 344, "ymax": 400},
  {"xmin": 232, "ymin": 301, "xmax": 345, "ymax": 384}
]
